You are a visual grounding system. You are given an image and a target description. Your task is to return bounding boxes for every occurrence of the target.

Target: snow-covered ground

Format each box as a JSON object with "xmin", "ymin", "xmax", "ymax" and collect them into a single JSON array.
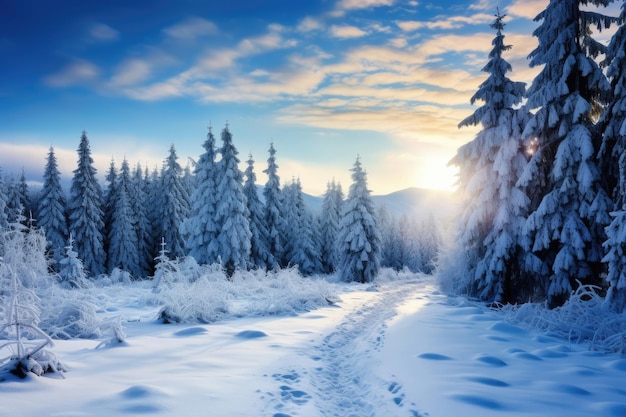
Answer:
[{"xmin": 4, "ymin": 273, "xmax": 626, "ymax": 417}]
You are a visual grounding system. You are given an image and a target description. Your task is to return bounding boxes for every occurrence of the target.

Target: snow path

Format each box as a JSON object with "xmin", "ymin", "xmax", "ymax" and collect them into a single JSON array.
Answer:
[{"xmin": 265, "ymin": 281, "xmax": 424, "ymax": 417}]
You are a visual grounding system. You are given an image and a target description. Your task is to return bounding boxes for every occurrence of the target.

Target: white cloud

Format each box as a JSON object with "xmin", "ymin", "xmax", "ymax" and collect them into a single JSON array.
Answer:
[
  {"xmin": 330, "ymin": 25, "xmax": 368, "ymax": 39},
  {"xmin": 297, "ymin": 17, "xmax": 323, "ymax": 32},
  {"xmin": 335, "ymin": 0, "xmax": 396, "ymax": 11},
  {"xmin": 506, "ymin": 0, "xmax": 546, "ymax": 20},
  {"xmin": 43, "ymin": 59, "xmax": 100, "ymax": 88},
  {"xmin": 163, "ymin": 17, "xmax": 218, "ymax": 40},
  {"xmin": 110, "ymin": 59, "xmax": 151, "ymax": 87},
  {"xmin": 469, "ymin": 0, "xmax": 493, "ymax": 11},
  {"xmin": 89, "ymin": 23, "xmax": 119, "ymax": 42},
  {"xmin": 396, "ymin": 13, "xmax": 493, "ymax": 32}
]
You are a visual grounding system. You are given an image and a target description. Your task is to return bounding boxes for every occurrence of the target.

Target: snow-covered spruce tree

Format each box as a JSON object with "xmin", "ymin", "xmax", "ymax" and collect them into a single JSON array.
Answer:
[
  {"xmin": 213, "ymin": 125, "xmax": 251, "ymax": 275},
  {"xmin": 159, "ymin": 145, "xmax": 190, "ymax": 259},
  {"xmin": 451, "ymin": 10, "xmax": 531, "ymax": 303},
  {"xmin": 106, "ymin": 159, "xmax": 140, "ymax": 277},
  {"xmin": 520, "ymin": 0, "xmax": 613, "ymax": 307},
  {"xmin": 398, "ymin": 214, "xmax": 424, "ymax": 273},
  {"xmin": 132, "ymin": 164, "xmax": 153, "ymax": 277},
  {"xmin": 68, "ymin": 131, "xmax": 106, "ymax": 277},
  {"xmin": 337, "ymin": 158, "xmax": 381, "ymax": 283},
  {"xmin": 37, "ymin": 147, "xmax": 68, "ymax": 265},
  {"xmin": 182, "ymin": 126, "xmax": 220, "ymax": 265},
  {"xmin": 263, "ymin": 142, "xmax": 284, "ymax": 269},
  {"xmin": 145, "ymin": 167, "xmax": 164, "ymax": 260},
  {"xmin": 102, "ymin": 158, "xmax": 117, "ymax": 268},
  {"xmin": 417, "ymin": 213, "xmax": 442, "ymax": 274},
  {"xmin": 58, "ymin": 234, "xmax": 87, "ymax": 288},
  {"xmin": 17, "ymin": 169, "xmax": 30, "ymax": 219},
  {"xmin": 378, "ymin": 206, "xmax": 402, "ymax": 271},
  {"xmin": 600, "ymin": 3, "xmax": 626, "ymax": 312},
  {"xmin": 5, "ymin": 177, "xmax": 24, "ymax": 225},
  {"xmin": 319, "ymin": 180, "xmax": 343, "ymax": 274},
  {"xmin": 243, "ymin": 154, "xmax": 274, "ymax": 269},
  {"xmin": 282, "ymin": 179, "xmax": 322, "ymax": 276},
  {"xmin": 0, "ymin": 174, "xmax": 8, "ymax": 232}
]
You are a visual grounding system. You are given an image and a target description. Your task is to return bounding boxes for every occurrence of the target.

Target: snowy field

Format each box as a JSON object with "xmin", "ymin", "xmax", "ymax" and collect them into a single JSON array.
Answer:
[{"xmin": 4, "ymin": 272, "xmax": 626, "ymax": 417}]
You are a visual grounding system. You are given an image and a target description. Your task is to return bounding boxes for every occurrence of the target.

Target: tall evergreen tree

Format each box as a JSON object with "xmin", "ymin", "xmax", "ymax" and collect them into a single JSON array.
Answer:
[
  {"xmin": 282, "ymin": 179, "xmax": 321, "ymax": 275},
  {"xmin": 243, "ymin": 154, "xmax": 274, "ymax": 269},
  {"xmin": 132, "ymin": 163, "xmax": 153, "ymax": 276},
  {"xmin": 159, "ymin": 145, "xmax": 190, "ymax": 259},
  {"xmin": 37, "ymin": 147, "xmax": 68, "ymax": 264},
  {"xmin": 17, "ymin": 169, "xmax": 30, "ymax": 218},
  {"xmin": 336, "ymin": 158, "xmax": 381, "ymax": 283},
  {"xmin": 102, "ymin": 159, "xmax": 117, "ymax": 263},
  {"xmin": 319, "ymin": 180, "xmax": 343, "ymax": 273},
  {"xmin": 145, "ymin": 166, "xmax": 163, "ymax": 259},
  {"xmin": 0, "ymin": 173, "xmax": 8, "ymax": 231},
  {"xmin": 68, "ymin": 131, "xmax": 106, "ymax": 277},
  {"xmin": 453, "ymin": 10, "xmax": 531, "ymax": 303},
  {"xmin": 106, "ymin": 158, "xmax": 140, "ymax": 277},
  {"xmin": 182, "ymin": 126, "xmax": 220, "ymax": 265},
  {"xmin": 519, "ymin": 0, "xmax": 613, "ymax": 307},
  {"xmin": 262, "ymin": 142, "xmax": 284, "ymax": 269},
  {"xmin": 213, "ymin": 125, "xmax": 251, "ymax": 274},
  {"xmin": 600, "ymin": 2, "xmax": 626, "ymax": 312}
]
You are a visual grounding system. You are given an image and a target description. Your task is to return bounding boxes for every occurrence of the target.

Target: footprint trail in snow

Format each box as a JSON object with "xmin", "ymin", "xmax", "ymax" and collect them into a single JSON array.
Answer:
[{"xmin": 264, "ymin": 281, "xmax": 426, "ymax": 417}]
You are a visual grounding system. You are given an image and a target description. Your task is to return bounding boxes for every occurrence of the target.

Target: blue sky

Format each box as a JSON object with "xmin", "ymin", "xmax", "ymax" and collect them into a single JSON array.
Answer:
[{"xmin": 1, "ymin": 0, "xmax": 551, "ymax": 195}]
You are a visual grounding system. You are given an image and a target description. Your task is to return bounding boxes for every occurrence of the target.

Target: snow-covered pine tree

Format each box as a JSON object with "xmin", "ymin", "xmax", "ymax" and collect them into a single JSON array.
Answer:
[
  {"xmin": 243, "ymin": 154, "xmax": 274, "ymax": 269},
  {"xmin": 182, "ymin": 126, "xmax": 220, "ymax": 265},
  {"xmin": 600, "ymin": 3, "xmax": 626, "ymax": 312},
  {"xmin": 131, "ymin": 164, "xmax": 153, "ymax": 277},
  {"xmin": 263, "ymin": 142, "xmax": 284, "ymax": 269},
  {"xmin": 282, "ymin": 179, "xmax": 322, "ymax": 275},
  {"xmin": 17, "ymin": 169, "xmax": 30, "ymax": 218},
  {"xmin": 37, "ymin": 147, "xmax": 68, "ymax": 265},
  {"xmin": 68, "ymin": 131, "xmax": 106, "ymax": 277},
  {"xmin": 377, "ymin": 206, "xmax": 402, "ymax": 271},
  {"xmin": 5, "ymin": 177, "xmax": 24, "ymax": 225},
  {"xmin": 145, "ymin": 167, "xmax": 163, "ymax": 260},
  {"xmin": 454, "ymin": 10, "xmax": 533, "ymax": 303},
  {"xmin": 106, "ymin": 159, "xmax": 140, "ymax": 277},
  {"xmin": 417, "ymin": 213, "xmax": 442, "ymax": 274},
  {"xmin": 398, "ymin": 214, "xmax": 423, "ymax": 273},
  {"xmin": 102, "ymin": 159, "xmax": 117, "ymax": 267},
  {"xmin": 319, "ymin": 180, "xmax": 343, "ymax": 274},
  {"xmin": 159, "ymin": 145, "xmax": 190, "ymax": 259},
  {"xmin": 337, "ymin": 157, "xmax": 381, "ymax": 283},
  {"xmin": 0, "ymin": 173, "xmax": 8, "ymax": 232},
  {"xmin": 58, "ymin": 234, "xmax": 87, "ymax": 288},
  {"xmin": 213, "ymin": 125, "xmax": 251, "ymax": 275},
  {"xmin": 520, "ymin": 0, "xmax": 613, "ymax": 307}
]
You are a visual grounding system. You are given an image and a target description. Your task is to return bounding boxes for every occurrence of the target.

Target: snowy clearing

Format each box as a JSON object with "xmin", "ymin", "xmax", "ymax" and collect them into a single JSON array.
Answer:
[{"xmin": 3, "ymin": 274, "xmax": 626, "ymax": 417}]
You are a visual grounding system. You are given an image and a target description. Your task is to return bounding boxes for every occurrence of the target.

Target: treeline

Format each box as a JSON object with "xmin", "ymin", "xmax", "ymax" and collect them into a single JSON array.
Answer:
[
  {"xmin": 447, "ymin": 2, "xmax": 626, "ymax": 311},
  {"xmin": 0, "ymin": 125, "xmax": 439, "ymax": 283}
]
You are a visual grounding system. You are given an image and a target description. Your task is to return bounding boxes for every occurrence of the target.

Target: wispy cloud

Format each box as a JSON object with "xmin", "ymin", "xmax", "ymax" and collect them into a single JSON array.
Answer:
[
  {"xmin": 396, "ymin": 13, "xmax": 493, "ymax": 32},
  {"xmin": 297, "ymin": 17, "xmax": 324, "ymax": 33},
  {"xmin": 43, "ymin": 59, "xmax": 100, "ymax": 88},
  {"xmin": 330, "ymin": 25, "xmax": 369, "ymax": 39},
  {"xmin": 89, "ymin": 23, "xmax": 119, "ymax": 42},
  {"xmin": 506, "ymin": 0, "xmax": 546, "ymax": 20},
  {"xmin": 335, "ymin": 0, "xmax": 396, "ymax": 11},
  {"xmin": 163, "ymin": 17, "xmax": 219, "ymax": 40}
]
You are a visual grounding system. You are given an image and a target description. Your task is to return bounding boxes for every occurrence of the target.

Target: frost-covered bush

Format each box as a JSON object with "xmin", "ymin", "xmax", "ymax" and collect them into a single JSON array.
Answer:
[
  {"xmin": 0, "ymin": 229, "xmax": 65, "ymax": 379},
  {"xmin": 501, "ymin": 283, "xmax": 626, "ymax": 354},
  {"xmin": 156, "ymin": 267, "xmax": 338, "ymax": 324}
]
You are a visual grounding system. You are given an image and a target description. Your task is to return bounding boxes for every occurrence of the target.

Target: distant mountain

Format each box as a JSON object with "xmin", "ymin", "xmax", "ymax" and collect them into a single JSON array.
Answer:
[{"xmin": 302, "ymin": 187, "xmax": 459, "ymax": 220}]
